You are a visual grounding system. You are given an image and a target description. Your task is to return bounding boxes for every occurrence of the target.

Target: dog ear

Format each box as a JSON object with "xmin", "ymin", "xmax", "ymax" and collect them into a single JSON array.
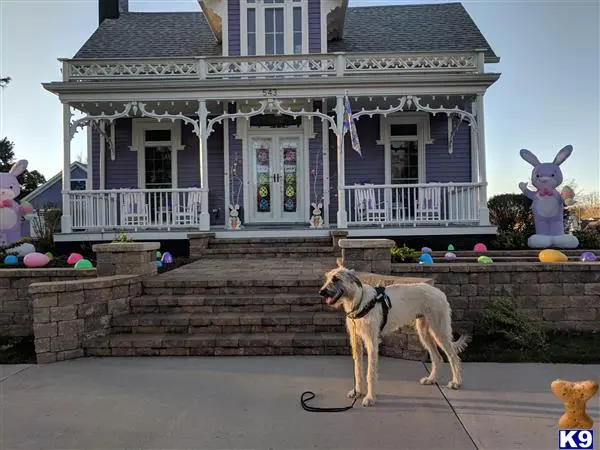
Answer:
[{"xmin": 336, "ymin": 258, "xmax": 344, "ymax": 268}]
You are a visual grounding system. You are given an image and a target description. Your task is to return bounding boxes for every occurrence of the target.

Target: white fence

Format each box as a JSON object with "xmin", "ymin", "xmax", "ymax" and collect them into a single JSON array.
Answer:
[
  {"xmin": 344, "ymin": 182, "xmax": 484, "ymax": 226},
  {"xmin": 66, "ymin": 188, "xmax": 209, "ymax": 231}
]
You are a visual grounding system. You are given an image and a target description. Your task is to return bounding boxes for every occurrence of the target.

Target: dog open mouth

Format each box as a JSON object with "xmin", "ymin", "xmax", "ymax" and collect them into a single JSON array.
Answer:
[{"xmin": 322, "ymin": 291, "xmax": 342, "ymax": 305}]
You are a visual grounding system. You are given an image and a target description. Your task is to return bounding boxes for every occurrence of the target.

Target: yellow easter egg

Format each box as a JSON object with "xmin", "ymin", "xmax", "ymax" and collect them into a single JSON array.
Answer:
[{"xmin": 539, "ymin": 249, "xmax": 568, "ymax": 263}]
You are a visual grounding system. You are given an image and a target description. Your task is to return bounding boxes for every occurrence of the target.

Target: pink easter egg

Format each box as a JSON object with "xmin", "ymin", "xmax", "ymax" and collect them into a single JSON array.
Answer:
[
  {"xmin": 67, "ymin": 253, "xmax": 84, "ymax": 265},
  {"xmin": 473, "ymin": 243, "xmax": 488, "ymax": 253},
  {"xmin": 23, "ymin": 252, "xmax": 50, "ymax": 268}
]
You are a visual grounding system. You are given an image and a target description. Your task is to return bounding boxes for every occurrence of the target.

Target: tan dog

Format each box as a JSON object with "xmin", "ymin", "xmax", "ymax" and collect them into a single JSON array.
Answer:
[{"xmin": 319, "ymin": 263, "xmax": 470, "ymax": 407}]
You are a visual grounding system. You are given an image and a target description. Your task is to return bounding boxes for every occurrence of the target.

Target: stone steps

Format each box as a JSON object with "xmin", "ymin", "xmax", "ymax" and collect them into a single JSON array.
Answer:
[
  {"xmin": 430, "ymin": 249, "xmax": 594, "ymax": 258},
  {"xmin": 199, "ymin": 246, "xmax": 335, "ymax": 258},
  {"xmin": 130, "ymin": 293, "xmax": 331, "ymax": 313},
  {"xmin": 209, "ymin": 237, "xmax": 333, "ymax": 248},
  {"xmin": 85, "ymin": 332, "xmax": 351, "ymax": 357},
  {"xmin": 111, "ymin": 311, "xmax": 345, "ymax": 334}
]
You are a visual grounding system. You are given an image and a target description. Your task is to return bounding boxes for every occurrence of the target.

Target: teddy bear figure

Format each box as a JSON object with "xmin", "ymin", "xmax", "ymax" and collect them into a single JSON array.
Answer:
[
  {"xmin": 0, "ymin": 160, "xmax": 33, "ymax": 247},
  {"xmin": 519, "ymin": 145, "xmax": 579, "ymax": 249}
]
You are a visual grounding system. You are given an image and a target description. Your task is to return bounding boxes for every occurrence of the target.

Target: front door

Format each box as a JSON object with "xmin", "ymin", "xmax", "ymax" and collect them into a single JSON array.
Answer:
[{"xmin": 248, "ymin": 135, "xmax": 304, "ymax": 223}]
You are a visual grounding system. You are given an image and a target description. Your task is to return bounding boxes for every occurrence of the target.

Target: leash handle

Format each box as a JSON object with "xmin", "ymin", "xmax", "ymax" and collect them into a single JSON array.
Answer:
[{"xmin": 300, "ymin": 391, "xmax": 358, "ymax": 412}]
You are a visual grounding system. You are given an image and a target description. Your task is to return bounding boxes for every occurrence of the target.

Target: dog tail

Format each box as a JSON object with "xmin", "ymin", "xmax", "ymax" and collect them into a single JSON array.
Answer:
[{"xmin": 452, "ymin": 334, "xmax": 471, "ymax": 354}]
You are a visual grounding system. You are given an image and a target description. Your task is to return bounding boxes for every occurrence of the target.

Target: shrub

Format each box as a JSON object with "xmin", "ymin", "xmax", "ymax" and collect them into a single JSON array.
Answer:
[
  {"xmin": 573, "ymin": 228, "xmax": 600, "ymax": 249},
  {"xmin": 30, "ymin": 206, "xmax": 61, "ymax": 254},
  {"xmin": 112, "ymin": 232, "xmax": 134, "ymax": 243},
  {"xmin": 473, "ymin": 298, "xmax": 547, "ymax": 350},
  {"xmin": 488, "ymin": 193, "xmax": 534, "ymax": 234},
  {"xmin": 391, "ymin": 244, "xmax": 420, "ymax": 263}
]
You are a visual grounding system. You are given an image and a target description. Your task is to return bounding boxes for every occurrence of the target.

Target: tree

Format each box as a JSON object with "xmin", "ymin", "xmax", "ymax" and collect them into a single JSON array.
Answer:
[{"xmin": 0, "ymin": 137, "xmax": 46, "ymax": 199}]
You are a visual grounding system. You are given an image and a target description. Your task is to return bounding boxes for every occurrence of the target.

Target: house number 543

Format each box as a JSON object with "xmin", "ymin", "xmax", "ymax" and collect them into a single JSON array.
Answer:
[{"xmin": 262, "ymin": 89, "xmax": 278, "ymax": 97}]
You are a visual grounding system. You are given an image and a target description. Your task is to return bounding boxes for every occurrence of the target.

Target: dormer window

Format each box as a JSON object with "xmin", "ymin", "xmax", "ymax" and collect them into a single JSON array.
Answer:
[{"xmin": 241, "ymin": 0, "xmax": 308, "ymax": 56}]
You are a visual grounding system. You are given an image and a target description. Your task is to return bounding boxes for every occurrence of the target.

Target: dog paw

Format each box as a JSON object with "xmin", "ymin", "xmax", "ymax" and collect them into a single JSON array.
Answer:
[
  {"xmin": 347, "ymin": 388, "xmax": 363, "ymax": 399},
  {"xmin": 447, "ymin": 381, "xmax": 461, "ymax": 390},
  {"xmin": 420, "ymin": 377, "xmax": 436, "ymax": 385},
  {"xmin": 362, "ymin": 395, "xmax": 376, "ymax": 407}
]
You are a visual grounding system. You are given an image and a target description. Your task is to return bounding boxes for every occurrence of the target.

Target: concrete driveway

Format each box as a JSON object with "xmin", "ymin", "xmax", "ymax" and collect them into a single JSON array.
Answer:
[{"xmin": 2, "ymin": 357, "xmax": 598, "ymax": 449}]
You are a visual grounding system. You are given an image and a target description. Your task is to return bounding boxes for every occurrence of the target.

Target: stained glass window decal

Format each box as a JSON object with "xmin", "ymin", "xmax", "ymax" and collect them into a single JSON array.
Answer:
[
  {"xmin": 281, "ymin": 141, "xmax": 298, "ymax": 213},
  {"xmin": 254, "ymin": 139, "xmax": 271, "ymax": 213}
]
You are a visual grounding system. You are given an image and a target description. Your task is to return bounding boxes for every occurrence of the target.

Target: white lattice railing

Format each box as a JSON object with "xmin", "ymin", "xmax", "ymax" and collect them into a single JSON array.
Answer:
[
  {"xmin": 63, "ymin": 51, "xmax": 482, "ymax": 81},
  {"xmin": 344, "ymin": 182, "xmax": 484, "ymax": 227},
  {"xmin": 66, "ymin": 188, "xmax": 209, "ymax": 231}
]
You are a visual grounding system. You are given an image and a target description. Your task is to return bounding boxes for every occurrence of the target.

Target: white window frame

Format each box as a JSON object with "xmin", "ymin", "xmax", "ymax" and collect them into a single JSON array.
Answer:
[
  {"xmin": 70, "ymin": 178, "xmax": 88, "ymax": 191},
  {"xmin": 240, "ymin": 0, "xmax": 309, "ymax": 56},
  {"xmin": 131, "ymin": 119, "xmax": 183, "ymax": 189},
  {"xmin": 380, "ymin": 113, "xmax": 431, "ymax": 185}
]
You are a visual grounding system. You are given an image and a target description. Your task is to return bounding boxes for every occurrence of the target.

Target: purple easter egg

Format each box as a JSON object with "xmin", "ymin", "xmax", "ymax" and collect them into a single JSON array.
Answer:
[
  {"xmin": 444, "ymin": 252, "xmax": 457, "ymax": 262},
  {"xmin": 23, "ymin": 252, "xmax": 50, "ymax": 268},
  {"xmin": 580, "ymin": 252, "xmax": 597, "ymax": 262},
  {"xmin": 161, "ymin": 252, "xmax": 173, "ymax": 264}
]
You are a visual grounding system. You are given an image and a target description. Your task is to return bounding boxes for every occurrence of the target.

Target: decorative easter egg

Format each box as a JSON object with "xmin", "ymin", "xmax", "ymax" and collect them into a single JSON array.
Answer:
[
  {"xmin": 447, "ymin": 244, "xmax": 455, "ymax": 251},
  {"xmin": 580, "ymin": 252, "xmax": 597, "ymax": 262},
  {"xmin": 421, "ymin": 247, "xmax": 432, "ymax": 254},
  {"xmin": 67, "ymin": 253, "xmax": 83, "ymax": 264},
  {"xmin": 6, "ymin": 242, "xmax": 36, "ymax": 257},
  {"xmin": 477, "ymin": 255, "xmax": 493, "ymax": 264},
  {"xmin": 561, "ymin": 186, "xmax": 576, "ymax": 206},
  {"xmin": 155, "ymin": 251, "xmax": 162, "ymax": 259},
  {"xmin": 23, "ymin": 252, "xmax": 50, "ymax": 268},
  {"xmin": 44, "ymin": 252, "xmax": 54, "ymax": 261},
  {"xmin": 161, "ymin": 252, "xmax": 173, "ymax": 264},
  {"xmin": 3, "ymin": 255, "xmax": 18, "ymax": 265},
  {"xmin": 444, "ymin": 252, "xmax": 457, "ymax": 262},
  {"xmin": 473, "ymin": 243, "xmax": 487, "ymax": 253},
  {"xmin": 155, "ymin": 260, "xmax": 163, "ymax": 268},
  {"xmin": 74, "ymin": 259, "xmax": 93, "ymax": 270},
  {"xmin": 419, "ymin": 253, "xmax": 434, "ymax": 265},
  {"xmin": 539, "ymin": 249, "xmax": 568, "ymax": 263}
]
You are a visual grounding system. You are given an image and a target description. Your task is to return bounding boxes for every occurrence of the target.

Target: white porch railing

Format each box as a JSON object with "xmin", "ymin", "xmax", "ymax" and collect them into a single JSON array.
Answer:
[
  {"xmin": 66, "ymin": 188, "xmax": 209, "ymax": 231},
  {"xmin": 63, "ymin": 51, "xmax": 482, "ymax": 81},
  {"xmin": 344, "ymin": 182, "xmax": 484, "ymax": 227}
]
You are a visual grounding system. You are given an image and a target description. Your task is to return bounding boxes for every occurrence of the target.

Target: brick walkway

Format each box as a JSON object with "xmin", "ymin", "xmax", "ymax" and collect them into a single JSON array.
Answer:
[{"xmin": 156, "ymin": 257, "xmax": 339, "ymax": 281}]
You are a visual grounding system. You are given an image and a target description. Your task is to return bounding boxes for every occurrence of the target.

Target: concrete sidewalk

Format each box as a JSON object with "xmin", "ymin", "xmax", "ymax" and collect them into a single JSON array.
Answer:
[{"xmin": 1, "ymin": 357, "xmax": 598, "ymax": 449}]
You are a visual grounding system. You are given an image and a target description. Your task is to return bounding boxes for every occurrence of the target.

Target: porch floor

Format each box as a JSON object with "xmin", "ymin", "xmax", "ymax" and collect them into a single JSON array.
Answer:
[{"xmin": 54, "ymin": 224, "xmax": 497, "ymax": 241}]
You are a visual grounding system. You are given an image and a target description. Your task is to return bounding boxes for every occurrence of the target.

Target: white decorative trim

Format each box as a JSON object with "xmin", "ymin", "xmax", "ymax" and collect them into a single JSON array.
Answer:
[
  {"xmin": 207, "ymin": 101, "xmax": 268, "ymax": 136},
  {"xmin": 138, "ymin": 102, "xmax": 200, "ymax": 137},
  {"xmin": 69, "ymin": 102, "xmax": 134, "ymax": 140},
  {"xmin": 409, "ymin": 95, "xmax": 478, "ymax": 134},
  {"xmin": 267, "ymin": 99, "xmax": 338, "ymax": 136}
]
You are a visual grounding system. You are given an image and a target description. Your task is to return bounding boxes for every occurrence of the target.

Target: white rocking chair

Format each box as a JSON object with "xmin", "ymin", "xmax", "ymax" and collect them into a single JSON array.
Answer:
[
  {"xmin": 354, "ymin": 184, "xmax": 387, "ymax": 224},
  {"xmin": 414, "ymin": 186, "xmax": 442, "ymax": 222},
  {"xmin": 173, "ymin": 190, "xmax": 202, "ymax": 226},
  {"xmin": 120, "ymin": 191, "xmax": 149, "ymax": 229}
]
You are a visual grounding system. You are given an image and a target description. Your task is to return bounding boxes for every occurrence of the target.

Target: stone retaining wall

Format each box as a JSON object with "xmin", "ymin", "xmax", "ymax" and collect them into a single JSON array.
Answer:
[
  {"xmin": 391, "ymin": 263, "xmax": 600, "ymax": 331},
  {"xmin": 30, "ymin": 275, "xmax": 142, "ymax": 363},
  {"xmin": 0, "ymin": 269, "xmax": 97, "ymax": 337}
]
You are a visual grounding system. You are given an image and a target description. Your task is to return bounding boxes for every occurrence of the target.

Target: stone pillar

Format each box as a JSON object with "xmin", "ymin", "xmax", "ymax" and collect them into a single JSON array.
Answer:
[
  {"xmin": 93, "ymin": 242, "xmax": 160, "ymax": 277},
  {"xmin": 188, "ymin": 232, "xmax": 215, "ymax": 259},
  {"xmin": 330, "ymin": 230, "xmax": 348, "ymax": 256},
  {"xmin": 339, "ymin": 238, "xmax": 394, "ymax": 274}
]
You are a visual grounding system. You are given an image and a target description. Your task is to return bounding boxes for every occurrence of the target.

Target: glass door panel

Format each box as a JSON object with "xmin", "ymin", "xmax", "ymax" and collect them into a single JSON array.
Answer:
[
  {"xmin": 279, "ymin": 137, "xmax": 300, "ymax": 218},
  {"xmin": 252, "ymin": 137, "xmax": 274, "ymax": 220}
]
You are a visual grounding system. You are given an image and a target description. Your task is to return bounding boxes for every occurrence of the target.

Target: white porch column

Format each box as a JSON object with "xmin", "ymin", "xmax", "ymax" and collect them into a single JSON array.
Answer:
[
  {"xmin": 476, "ymin": 93, "xmax": 490, "ymax": 226},
  {"xmin": 86, "ymin": 124, "xmax": 93, "ymax": 189},
  {"xmin": 335, "ymin": 95, "xmax": 347, "ymax": 228},
  {"xmin": 322, "ymin": 98, "xmax": 330, "ymax": 227},
  {"xmin": 197, "ymin": 99, "xmax": 211, "ymax": 230},
  {"xmin": 61, "ymin": 102, "xmax": 72, "ymax": 233}
]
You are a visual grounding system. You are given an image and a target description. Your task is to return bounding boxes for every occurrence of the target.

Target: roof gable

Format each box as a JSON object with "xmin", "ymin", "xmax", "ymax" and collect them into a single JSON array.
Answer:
[{"xmin": 22, "ymin": 162, "xmax": 88, "ymax": 203}]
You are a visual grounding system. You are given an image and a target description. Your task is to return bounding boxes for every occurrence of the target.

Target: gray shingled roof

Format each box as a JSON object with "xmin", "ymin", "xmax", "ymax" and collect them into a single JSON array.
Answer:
[
  {"xmin": 73, "ymin": 3, "xmax": 496, "ymax": 60},
  {"xmin": 74, "ymin": 12, "xmax": 221, "ymax": 58},
  {"xmin": 329, "ymin": 3, "xmax": 497, "ymax": 59}
]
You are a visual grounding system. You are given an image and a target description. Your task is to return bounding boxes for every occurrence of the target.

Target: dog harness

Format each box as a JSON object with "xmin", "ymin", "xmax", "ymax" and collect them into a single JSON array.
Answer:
[{"xmin": 346, "ymin": 285, "xmax": 392, "ymax": 331}]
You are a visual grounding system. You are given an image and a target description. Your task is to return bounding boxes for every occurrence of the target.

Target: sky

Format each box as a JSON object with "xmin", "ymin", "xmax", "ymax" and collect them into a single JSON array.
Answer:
[{"xmin": 0, "ymin": 0, "xmax": 599, "ymax": 197}]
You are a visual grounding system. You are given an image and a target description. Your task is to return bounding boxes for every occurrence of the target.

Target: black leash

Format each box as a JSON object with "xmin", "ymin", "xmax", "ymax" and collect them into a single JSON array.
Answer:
[{"xmin": 300, "ymin": 390, "xmax": 359, "ymax": 412}]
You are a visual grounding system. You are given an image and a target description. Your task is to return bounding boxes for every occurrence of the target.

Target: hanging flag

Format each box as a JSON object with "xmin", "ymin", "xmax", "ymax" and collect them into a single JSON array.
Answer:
[{"xmin": 343, "ymin": 94, "xmax": 362, "ymax": 157}]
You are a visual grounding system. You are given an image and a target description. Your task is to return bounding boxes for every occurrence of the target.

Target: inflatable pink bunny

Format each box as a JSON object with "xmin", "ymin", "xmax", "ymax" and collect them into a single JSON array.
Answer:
[
  {"xmin": 0, "ymin": 160, "xmax": 33, "ymax": 247},
  {"xmin": 519, "ymin": 145, "xmax": 579, "ymax": 249}
]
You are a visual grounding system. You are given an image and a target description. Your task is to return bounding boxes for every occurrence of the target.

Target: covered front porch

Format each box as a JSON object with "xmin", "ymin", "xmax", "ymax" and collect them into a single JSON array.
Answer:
[{"xmin": 56, "ymin": 92, "xmax": 493, "ymax": 240}]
